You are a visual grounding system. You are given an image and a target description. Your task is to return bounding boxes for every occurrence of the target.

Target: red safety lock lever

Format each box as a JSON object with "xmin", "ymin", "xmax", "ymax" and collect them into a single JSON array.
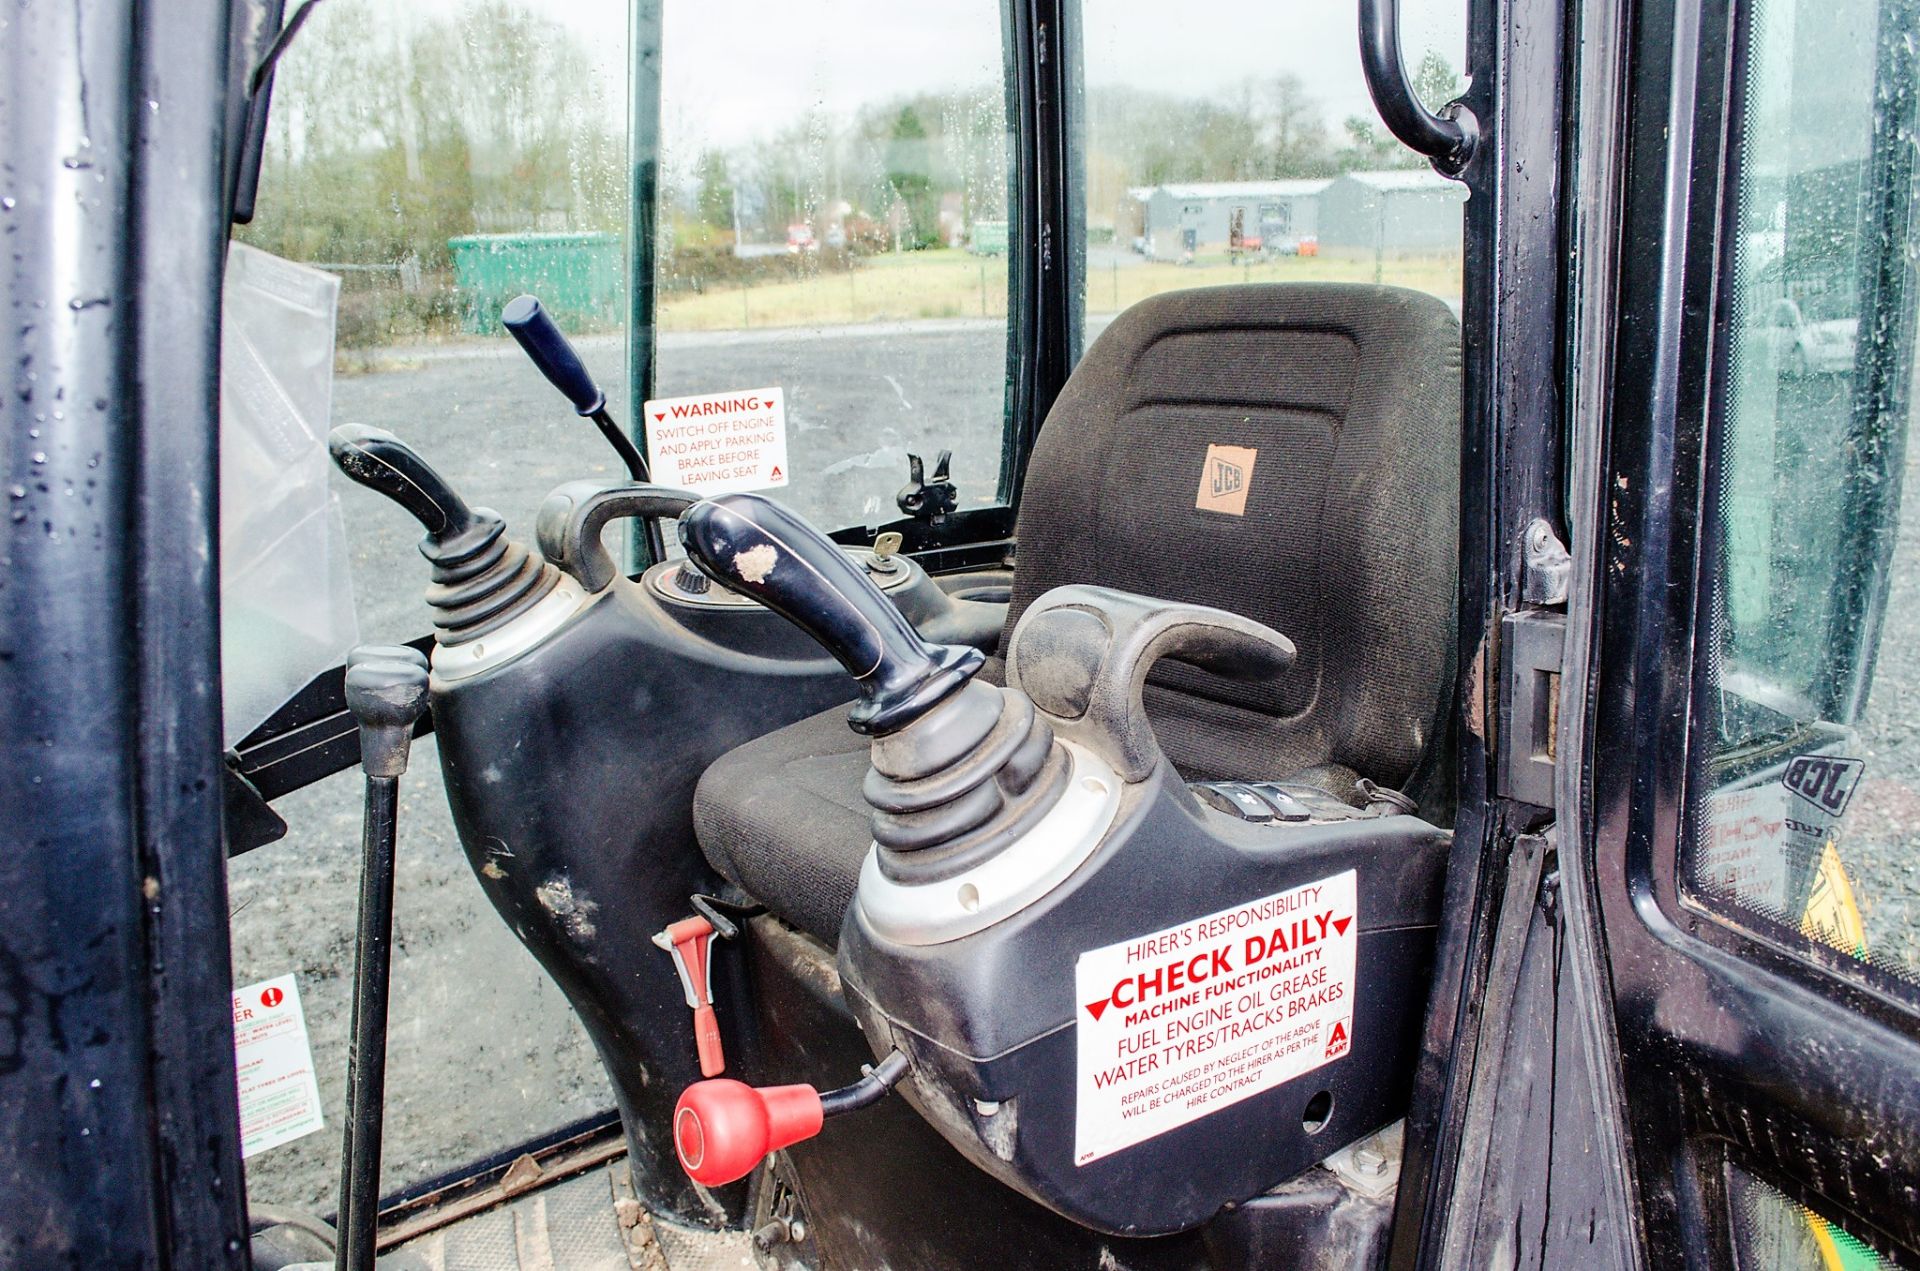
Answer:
[
  {"xmin": 674, "ymin": 1051, "xmax": 911, "ymax": 1187},
  {"xmin": 653, "ymin": 916, "xmax": 725, "ymax": 1076}
]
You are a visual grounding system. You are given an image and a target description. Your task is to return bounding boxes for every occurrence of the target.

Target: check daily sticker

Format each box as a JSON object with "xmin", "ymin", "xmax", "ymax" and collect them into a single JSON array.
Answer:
[
  {"xmin": 1074, "ymin": 871, "xmax": 1357, "ymax": 1165},
  {"xmin": 643, "ymin": 387, "xmax": 789, "ymax": 494}
]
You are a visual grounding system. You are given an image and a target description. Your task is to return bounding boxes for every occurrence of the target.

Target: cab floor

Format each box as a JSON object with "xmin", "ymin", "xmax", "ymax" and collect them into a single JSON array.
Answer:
[{"xmin": 395, "ymin": 1159, "xmax": 756, "ymax": 1271}]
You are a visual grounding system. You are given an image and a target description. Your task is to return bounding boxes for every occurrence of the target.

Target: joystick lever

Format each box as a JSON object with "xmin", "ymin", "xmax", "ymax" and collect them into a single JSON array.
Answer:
[
  {"xmin": 678, "ymin": 493, "xmax": 983, "ymax": 735},
  {"xmin": 329, "ymin": 423, "xmax": 492, "ymax": 557},
  {"xmin": 329, "ymin": 425, "xmax": 561, "ymax": 645},
  {"xmin": 679, "ymin": 491, "xmax": 1071, "ymax": 887}
]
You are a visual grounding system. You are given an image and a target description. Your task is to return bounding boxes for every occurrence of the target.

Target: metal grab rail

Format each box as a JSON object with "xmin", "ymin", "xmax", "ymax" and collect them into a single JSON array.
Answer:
[{"xmin": 1359, "ymin": 0, "xmax": 1479, "ymax": 175}]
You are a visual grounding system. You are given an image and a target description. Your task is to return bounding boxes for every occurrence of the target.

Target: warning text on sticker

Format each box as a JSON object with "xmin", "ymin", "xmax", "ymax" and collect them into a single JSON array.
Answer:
[
  {"xmin": 643, "ymin": 386, "xmax": 790, "ymax": 495},
  {"xmin": 1073, "ymin": 871, "xmax": 1359, "ymax": 1166}
]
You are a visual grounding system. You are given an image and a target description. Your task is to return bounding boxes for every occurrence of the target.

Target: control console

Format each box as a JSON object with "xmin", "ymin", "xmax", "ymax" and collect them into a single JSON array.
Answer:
[{"xmin": 673, "ymin": 492, "xmax": 1452, "ymax": 1236}]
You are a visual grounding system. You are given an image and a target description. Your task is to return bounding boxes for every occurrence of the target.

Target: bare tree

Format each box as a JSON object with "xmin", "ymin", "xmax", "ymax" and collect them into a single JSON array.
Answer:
[{"xmin": 1260, "ymin": 75, "xmax": 1333, "ymax": 176}]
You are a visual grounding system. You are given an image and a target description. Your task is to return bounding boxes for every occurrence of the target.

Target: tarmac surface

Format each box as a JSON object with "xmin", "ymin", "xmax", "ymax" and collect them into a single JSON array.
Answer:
[{"xmin": 229, "ymin": 323, "xmax": 1920, "ymax": 1216}]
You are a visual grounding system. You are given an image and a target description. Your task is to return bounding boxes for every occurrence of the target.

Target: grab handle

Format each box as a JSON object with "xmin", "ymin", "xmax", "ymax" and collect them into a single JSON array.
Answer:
[{"xmin": 1359, "ymin": 0, "xmax": 1478, "ymax": 175}]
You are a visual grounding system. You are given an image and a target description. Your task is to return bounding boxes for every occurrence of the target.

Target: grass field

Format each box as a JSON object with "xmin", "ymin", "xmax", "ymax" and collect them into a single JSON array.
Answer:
[{"xmin": 655, "ymin": 247, "xmax": 1462, "ymax": 333}]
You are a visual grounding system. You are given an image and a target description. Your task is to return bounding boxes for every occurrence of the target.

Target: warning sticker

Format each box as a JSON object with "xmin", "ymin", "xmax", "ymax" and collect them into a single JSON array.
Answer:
[
  {"xmin": 232, "ymin": 974, "xmax": 325, "ymax": 1159},
  {"xmin": 643, "ymin": 387, "xmax": 789, "ymax": 494},
  {"xmin": 1074, "ymin": 871, "xmax": 1357, "ymax": 1166}
]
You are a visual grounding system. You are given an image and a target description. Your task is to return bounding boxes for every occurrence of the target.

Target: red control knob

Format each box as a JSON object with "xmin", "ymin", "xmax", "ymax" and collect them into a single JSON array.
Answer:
[{"xmin": 673, "ymin": 1079, "xmax": 824, "ymax": 1186}]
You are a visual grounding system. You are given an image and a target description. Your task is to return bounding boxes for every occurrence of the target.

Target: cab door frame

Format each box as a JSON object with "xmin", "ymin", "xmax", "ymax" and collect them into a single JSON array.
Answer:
[
  {"xmin": 1382, "ymin": 0, "xmax": 1651, "ymax": 1255},
  {"xmin": 1584, "ymin": 0, "xmax": 1920, "ymax": 1260},
  {"xmin": 0, "ymin": 0, "xmax": 255, "ymax": 1265}
]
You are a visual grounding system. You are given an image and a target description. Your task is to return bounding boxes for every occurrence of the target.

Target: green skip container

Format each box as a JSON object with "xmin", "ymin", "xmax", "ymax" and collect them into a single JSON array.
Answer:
[{"xmin": 448, "ymin": 231, "xmax": 623, "ymax": 335}]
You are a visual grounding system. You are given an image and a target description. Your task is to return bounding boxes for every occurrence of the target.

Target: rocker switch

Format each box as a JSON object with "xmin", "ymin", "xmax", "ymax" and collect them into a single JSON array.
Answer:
[
  {"xmin": 1190, "ymin": 783, "xmax": 1275, "ymax": 823},
  {"xmin": 1245, "ymin": 783, "xmax": 1314, "ymax": 823}
]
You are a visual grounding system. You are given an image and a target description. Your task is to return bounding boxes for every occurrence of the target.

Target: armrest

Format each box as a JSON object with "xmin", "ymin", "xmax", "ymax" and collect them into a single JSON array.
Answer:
[{"xmin": 1005, "ymin": 585, "xmax": 1296, "ymax": 782}]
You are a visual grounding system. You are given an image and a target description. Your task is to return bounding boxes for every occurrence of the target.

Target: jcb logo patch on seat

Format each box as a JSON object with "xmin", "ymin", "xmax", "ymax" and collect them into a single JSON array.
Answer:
[{"xmin": 1196, "ymin": 444, "xmax": 1257, "ymax": 516}]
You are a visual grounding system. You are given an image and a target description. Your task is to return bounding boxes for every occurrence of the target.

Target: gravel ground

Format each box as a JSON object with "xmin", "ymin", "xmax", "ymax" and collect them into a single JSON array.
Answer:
[{"xmin": 230, "ymin": 740, "xmax": 614, "ymax": 1211}]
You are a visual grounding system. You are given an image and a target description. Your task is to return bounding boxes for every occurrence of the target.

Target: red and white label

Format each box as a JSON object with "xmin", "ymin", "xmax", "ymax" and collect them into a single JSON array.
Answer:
[
  {"xmin": 643, "ymin": 386, "xmax": 789, "ymax": 494},
  {"xmin": 232, "ymin": 973, "xmax": 324, "ymax": 1159},
  {"xmin": 1074, "ymin": 871, "xmax": 1357, "ymax": 1165},
  {"xmin": 1702, "ymin": 784, "xmax": 1792, "ymax": 911}
]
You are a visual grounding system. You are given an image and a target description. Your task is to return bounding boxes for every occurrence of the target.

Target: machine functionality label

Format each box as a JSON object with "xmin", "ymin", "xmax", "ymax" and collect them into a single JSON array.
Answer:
[
  {"xmin": 232, "ymin": 974, "xmax": 325, "ymax": 1158},
  {"xmin": 1073, "ymin": 871, "xmax": 1357, "ymax": 1166},
  {"xmin": 643, "ymin": 386, "xmax": 789, "ymax": 494}
]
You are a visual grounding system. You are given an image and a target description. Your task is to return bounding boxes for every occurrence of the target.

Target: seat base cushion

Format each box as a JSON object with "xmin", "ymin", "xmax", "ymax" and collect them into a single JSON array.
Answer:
[{"xmin": 694, "ymin": 701, "xmax": 872, "ymax": 945}]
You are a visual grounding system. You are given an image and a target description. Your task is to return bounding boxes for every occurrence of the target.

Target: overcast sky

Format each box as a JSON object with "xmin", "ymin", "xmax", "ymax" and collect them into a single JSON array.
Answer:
[
  {"xmin": 325, "ymin": 0, "xmax": 1466, "ymax": 153},
  {"xmin": 532, "ymin": 0, "xmax": 1466, "ymax": 151}
]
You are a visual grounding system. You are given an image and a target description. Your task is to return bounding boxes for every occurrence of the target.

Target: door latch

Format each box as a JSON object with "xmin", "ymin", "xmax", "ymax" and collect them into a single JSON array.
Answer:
[
  {"xmin": 897, "ymin": 450, "xmax": 958, "ymax": 522},
  {"xmin": 1498, "ymin": 609, "xmax": 1565, "ymax": 809}
]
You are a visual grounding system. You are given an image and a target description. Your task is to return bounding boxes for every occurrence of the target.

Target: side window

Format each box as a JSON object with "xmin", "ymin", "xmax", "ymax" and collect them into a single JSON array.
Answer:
[
  {"xmin": 651, "ymin": 0, "xmax": 1014, "ymax": 531},
  {"xmin": 1078, "ymin": 1, "xmax": 1467, "ymax": 326},
  {"xmin": 1691, "ymin": 0, "xmax": 1920, "ymax": 993},
  {"xmin": 225, "ymin": 0, "xmax": 628, "ymax": 1212},
  {"xmin": 1728, "ymin": 1169, "xmax": 1895, "ymax": 1270}
]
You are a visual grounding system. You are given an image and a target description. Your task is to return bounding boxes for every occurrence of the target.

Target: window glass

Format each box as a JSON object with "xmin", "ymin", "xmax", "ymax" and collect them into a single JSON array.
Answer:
[
  {"xmin": 227, "ymin": 740, "xmax": 612, "ymax": 1211},
  {"xmin": 1690, "ymin": 0, "xmax": 1920, "ymax": 990},
  {"xmin": 228, "ymin": 0, "xmax": 627, "ymax": 1209},
  {"xmin": 1078, "ymin": 0, "xmax": 1467, "ymax": 340},
  {"xmin": 652, "ymin": 0, "xmax": 1013, "ymax": 531},
  {"xmin": 1728, "ymin": 1168, "xmax": 1893, "ymax": 1270}
]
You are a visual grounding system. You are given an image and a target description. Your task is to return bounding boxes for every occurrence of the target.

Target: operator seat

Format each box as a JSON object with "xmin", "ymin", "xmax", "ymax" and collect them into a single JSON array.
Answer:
[{"xmin": 693, "ymin": 284, "xmax": 1461, "ymax": 944}]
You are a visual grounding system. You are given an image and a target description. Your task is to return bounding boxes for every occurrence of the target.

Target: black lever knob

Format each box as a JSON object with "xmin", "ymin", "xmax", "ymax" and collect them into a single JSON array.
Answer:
[
  {"xmin": 345, "ymin": 645, "xmax": 430, "ymax": 779},
  {"xmin": 678, "ymin": 493, "xmax": 982, "ymax": 735},
  {"xmin": 500, "ymin": 295, "xmax": 651, "ymax": 485},
  {"xmin": 327, "ymin": 424, "xmax": 497, "ymax": 559},
  {"xmin": 501, "ymin": 294, "xmax": 605, "ymax": 416}
]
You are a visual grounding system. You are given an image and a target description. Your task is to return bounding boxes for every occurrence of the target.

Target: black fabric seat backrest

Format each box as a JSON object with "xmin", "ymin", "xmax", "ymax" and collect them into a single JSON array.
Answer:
[{"xmin": 1007, "ymin": 283, "xmax": 1461, "ymax": 788}]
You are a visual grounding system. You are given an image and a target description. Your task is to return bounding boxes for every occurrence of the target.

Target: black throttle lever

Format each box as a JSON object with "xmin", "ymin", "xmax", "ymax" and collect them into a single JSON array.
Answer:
[
  {"xmin": 678, "ymin": 492, "xmax": 983, "ymax": 735},
  {"xmin": 501, "ymin": 295, "xmax": 666, "ymax": 563},
  {"xmin": 501, "ymin": 294, "xmax": 650, "ymax": 482}
]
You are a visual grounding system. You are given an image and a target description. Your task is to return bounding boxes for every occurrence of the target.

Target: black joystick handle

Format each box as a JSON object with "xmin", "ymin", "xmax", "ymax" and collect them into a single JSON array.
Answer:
[
  {"xmin": 328, "ymin": 425, "xmax": 561, "ymax": 645},
  {"xmin": 327, "ymin": 424, "xmax": 496, "ymax": 557},
  {"xmin": 679, "ymin": 493, "xmax": 983, "ymax": 735},
  {"xmin": 501, "ymin": 295, "xmax": 651, "ymax": 485},
  {"xmin": 501, "ymin": 294, "xmax": 605, "ymax": 415}
]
